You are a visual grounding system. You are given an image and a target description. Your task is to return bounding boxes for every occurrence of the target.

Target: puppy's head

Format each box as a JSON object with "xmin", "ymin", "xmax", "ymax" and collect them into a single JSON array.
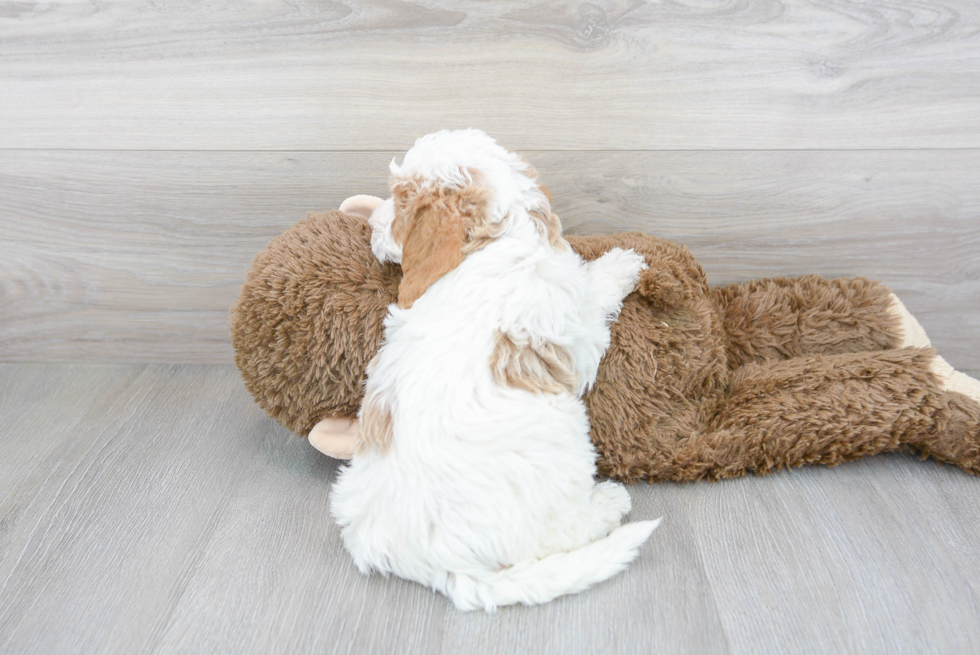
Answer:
[{"xmin": 373, "ymin": 129, "xmax": 564, "ymax": 309}]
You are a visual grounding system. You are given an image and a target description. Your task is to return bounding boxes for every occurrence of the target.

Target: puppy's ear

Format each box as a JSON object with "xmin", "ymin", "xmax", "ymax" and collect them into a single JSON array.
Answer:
[{"xmin": 391, "ymin": 178, "xmax": 490, "ymax": 309}]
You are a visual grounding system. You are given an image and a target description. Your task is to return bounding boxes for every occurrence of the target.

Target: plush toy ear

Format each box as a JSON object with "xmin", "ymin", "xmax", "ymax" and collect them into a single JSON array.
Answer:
[
  {"xmin": 339, "ymin": 195, "xmax": 385, "ymax": 219},
  {"xmin": 391, "ymin": 180, "xmax": 489, "ymax": 309}
]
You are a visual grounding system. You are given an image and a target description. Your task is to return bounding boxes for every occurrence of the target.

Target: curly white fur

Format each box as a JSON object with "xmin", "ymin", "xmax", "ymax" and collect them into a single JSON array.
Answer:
[{"xmin": 329, "ymin": 129, "xmax": 660, "ymax": 612}]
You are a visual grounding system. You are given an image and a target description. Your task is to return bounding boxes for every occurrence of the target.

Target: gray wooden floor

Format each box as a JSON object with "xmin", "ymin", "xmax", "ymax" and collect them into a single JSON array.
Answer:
[{"xmin": 1, "ymin": 362, "xmax": 979, "ymax": 654}]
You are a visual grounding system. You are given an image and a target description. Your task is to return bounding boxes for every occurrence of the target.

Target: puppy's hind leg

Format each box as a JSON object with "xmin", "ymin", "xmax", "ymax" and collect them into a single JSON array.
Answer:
[{"xmin": 589, "ymin": 480, "xmax": 632, "ymax": 539}]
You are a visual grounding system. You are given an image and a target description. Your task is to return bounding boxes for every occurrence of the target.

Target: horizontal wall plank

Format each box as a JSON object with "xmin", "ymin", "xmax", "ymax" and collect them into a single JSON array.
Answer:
[
  {"xmin": 1, "ymin": 0, "xmax": 979, "ymax": 150},
  {"xmin": 1, "ymin": 149, "xmax": 978, "ymax": 365}
]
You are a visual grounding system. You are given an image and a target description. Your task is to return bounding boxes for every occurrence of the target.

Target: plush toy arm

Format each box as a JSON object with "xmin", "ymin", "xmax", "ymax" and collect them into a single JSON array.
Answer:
[{"xmin": 309, "ymin": 418, "xmax": 358, "ymax": 460}]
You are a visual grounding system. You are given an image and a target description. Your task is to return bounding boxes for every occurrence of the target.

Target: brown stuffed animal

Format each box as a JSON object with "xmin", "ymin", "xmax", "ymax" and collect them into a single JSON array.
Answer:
[{"xmin": 231, "ymin": 204, "xmax": 980, "ymax": 482}]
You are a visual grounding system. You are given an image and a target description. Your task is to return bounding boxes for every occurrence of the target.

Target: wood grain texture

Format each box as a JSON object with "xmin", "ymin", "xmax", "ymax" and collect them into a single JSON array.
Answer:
[
  {"xmin": 681, "ymin": 458, "xmax": 980, "ymax": 654},
  {"xmin": 438, "ymin": 485, "xmax": 729, "ymax": 655},
  {"xmin": 1, "ymin": 363, "xmax": 978, "ymax": 653},
  {"xmin": 0, "ymin": 365, "xmax": 270, "ymax": 653},
  {"xmin": 1, "ymin": 0, "xmax": 979, "ymax": 150},
  {"xmin": 2, "ymin": 149, "xmax": 978, "ymax": 366}
]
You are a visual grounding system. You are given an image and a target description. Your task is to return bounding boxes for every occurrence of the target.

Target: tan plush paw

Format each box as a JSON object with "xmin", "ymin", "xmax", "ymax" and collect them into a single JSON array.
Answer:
[
  {"xmin": 930, "ymin": 356, "xmax": 980, "ymax": 404},
  {"xmin": 309, "ymin": 418, "xmax": 359, "ymax": 460},
  {"xmin": 888, "ymin": 293, "xmax": 931, "ymax": 349}
]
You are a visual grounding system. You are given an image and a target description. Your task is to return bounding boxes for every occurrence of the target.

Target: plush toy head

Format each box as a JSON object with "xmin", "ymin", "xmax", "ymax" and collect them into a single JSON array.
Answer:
[{"xmin": 230, "ymin": 209, "xmax": 398, "ymax": 435}]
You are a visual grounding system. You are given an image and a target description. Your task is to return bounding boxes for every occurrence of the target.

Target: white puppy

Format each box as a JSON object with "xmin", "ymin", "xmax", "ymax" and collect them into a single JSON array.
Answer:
[{"xmin": 329, "ymin": 129, "xmax": 660, "ymax": 612}]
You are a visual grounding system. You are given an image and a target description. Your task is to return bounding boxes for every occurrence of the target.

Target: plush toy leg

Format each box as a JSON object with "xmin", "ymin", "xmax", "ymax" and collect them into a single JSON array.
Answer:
[
  {"xmin": 668, "ymin": 347, "xmax": 980, "ymax": 481},
  {"xmin": 906, "ymin": 388, "xmax": 980, "ymax": 475},
  {"xmin": 887, "ymin": 293, "xmax": 932, "ymax": 348},
  {"xmin": 891, "ymin": 289, "xmax": 980, "ymax": 403},
  {"xmin": 907, "ymin": 355, "xmax": 980, "ymax": 473},
  {"xmin": 865, "ymin": 294, "xmax": 980, "ymax": 468},
  {"xmin": 880, "ymin": 293, "xmax": 980, "ymax": 404},
  {"xmin": 712, "ymin": 275, "xmax": 901, "ymax": 368},
  {"xmin": 308, "ymin": 418, "xmax": 358, "ymax": 460},
  {"xmin": 929, "ymin": 354, "xmax": 980, "ymax": 403}
]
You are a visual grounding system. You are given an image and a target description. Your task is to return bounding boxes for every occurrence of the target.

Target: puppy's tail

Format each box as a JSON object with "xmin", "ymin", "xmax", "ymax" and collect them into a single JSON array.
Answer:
[{"xmin": 446, "ymin": 519, "xmax": 661, "ymax": 612}]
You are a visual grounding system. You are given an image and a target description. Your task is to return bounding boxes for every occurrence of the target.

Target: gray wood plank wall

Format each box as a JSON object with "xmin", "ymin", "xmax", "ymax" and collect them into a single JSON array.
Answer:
[{"xmin": 1, "ymin": 0, "xmax": 978, "ymax": 366}]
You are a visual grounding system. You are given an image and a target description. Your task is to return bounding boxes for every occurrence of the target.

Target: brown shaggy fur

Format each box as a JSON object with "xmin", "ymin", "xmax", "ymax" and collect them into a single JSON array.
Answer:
[
  {"xmin": 231, "ymin": 210, "xmax": 980, "ymax": 482},
  {"xmin": 230, "ymin": 210, "xmax": 398, "ymax": 430}
]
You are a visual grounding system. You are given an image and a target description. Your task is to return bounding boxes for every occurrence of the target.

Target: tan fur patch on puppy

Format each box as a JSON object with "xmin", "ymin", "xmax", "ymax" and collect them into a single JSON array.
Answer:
[
  {"xmin": 356, "ymin": 354, "xmax": 394, "ymax": 455},
  {"xmin": 490, "ymin": 330, "xmax": 577, "ymax": 395},
  {"xmin": 521, "ymin": 164, "xmax": 566, "ymax": 250},
  {"xmin": 463, "ymin": 215, "xmax": 507, "ymax": 255},
  {"xmin": 529, "ymin": 207, "xmax": 567, "ymax": 251},
  {"xmin": 356, "ymin": 392, "xmax": 394, "ymax": 455}
]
